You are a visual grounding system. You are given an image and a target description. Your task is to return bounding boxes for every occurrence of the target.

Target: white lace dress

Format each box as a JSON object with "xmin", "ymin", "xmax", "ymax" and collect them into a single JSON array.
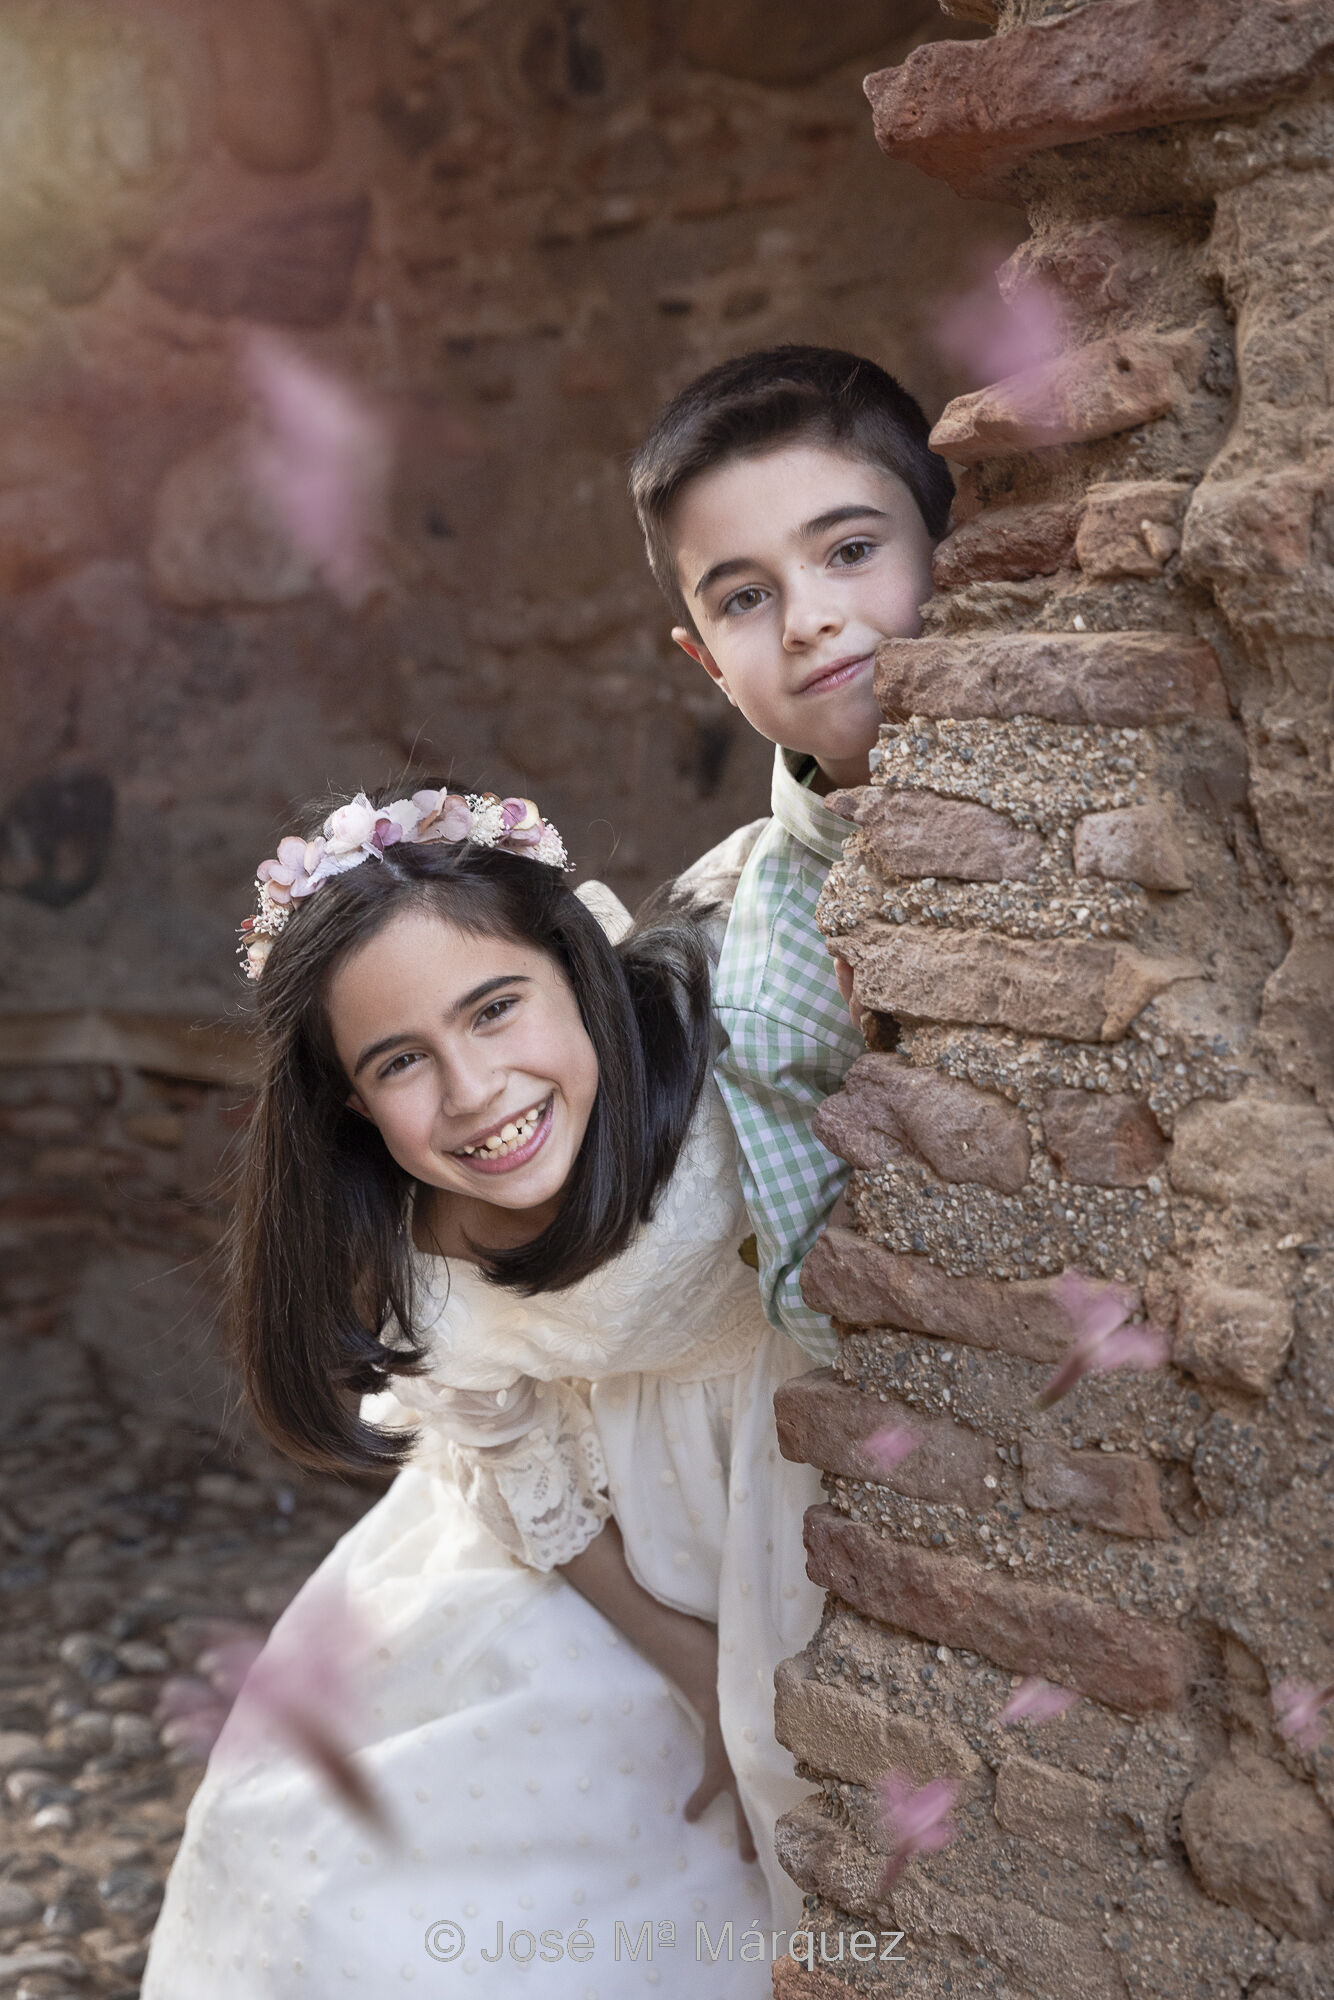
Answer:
[{"xmin": 141, "ymin": 1078, "xmax": 822, "ymax": 1999}]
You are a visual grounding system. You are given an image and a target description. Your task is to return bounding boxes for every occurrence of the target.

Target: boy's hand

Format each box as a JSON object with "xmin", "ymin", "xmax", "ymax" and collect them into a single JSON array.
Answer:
[{"xmin": 834, "ymin": 957, "xmax": 867, "ymax": 1039}]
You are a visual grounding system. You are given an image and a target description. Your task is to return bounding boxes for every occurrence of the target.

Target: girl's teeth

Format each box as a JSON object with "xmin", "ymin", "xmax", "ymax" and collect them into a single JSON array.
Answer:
[{"xmin": 460, "ymin": 1101, "xmax": 545, "ymax": 1158}]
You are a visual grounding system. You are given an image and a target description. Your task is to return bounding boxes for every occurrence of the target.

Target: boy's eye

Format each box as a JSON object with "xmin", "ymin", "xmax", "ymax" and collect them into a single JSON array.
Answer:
[
  {"xmin": 831, "ymin": 538, "xmax": 874, "ymax": 567},
  {"xmin": 719, "ymin": 584, "xmax": 768, "ymax": 617}
]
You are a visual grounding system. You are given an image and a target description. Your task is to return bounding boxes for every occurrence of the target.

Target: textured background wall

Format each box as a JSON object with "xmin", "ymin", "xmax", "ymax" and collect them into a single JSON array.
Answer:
[
  {"xmin": 775, "ymin": 2, "xmax": 1334, "ymax": 1995},
  {"xmin": 0, "ymin": 0, "xmax": 1014, "ymax": 1021}
]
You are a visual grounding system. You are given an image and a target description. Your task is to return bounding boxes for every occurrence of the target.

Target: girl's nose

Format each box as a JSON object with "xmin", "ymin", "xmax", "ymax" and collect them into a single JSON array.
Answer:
[{"xmin": 437, "ymin": 1048, "xmax": 504, "ymax": 1123}]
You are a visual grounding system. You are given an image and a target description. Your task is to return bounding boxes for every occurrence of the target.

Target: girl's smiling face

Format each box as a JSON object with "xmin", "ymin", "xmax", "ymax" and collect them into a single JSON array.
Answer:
[{"xmin": 328, "ymin": 908, "xmax": 599, "ymax": 1251}]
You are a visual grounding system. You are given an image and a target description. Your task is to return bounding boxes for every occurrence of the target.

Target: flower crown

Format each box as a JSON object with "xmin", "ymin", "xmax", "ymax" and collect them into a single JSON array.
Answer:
[{"xmin": 239, "ymin": 789, "xmax": 570, "ymax": 979}]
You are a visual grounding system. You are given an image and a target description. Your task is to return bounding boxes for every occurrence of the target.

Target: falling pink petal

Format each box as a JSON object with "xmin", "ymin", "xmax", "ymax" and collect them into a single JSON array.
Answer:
[
  {"xmin": 1036, "ymin": 1271, "xmax": 1168, "ymax": 1408},
  {"xmin": 1272, "ymin": 1679, "xmax": 1334, "ymax": 1752},
  {"xmin": 997, "ymin": 1676, "xmax": 1081, "ymax": 1727},
  {"xmin": 862, "ymin": 1423, "xmax": 924, "ymax": 1476},
  {"xmin": 935, "ymin": 254, "xmax": 1067, "ymax": 389},
  {"xmin": 876, "ymin": 1770, "xmax": 959, "ymax": 1889},
  {"xmin": 241, "ymin": 329, "xmax": 393, "ymax": 608},
  {"xmin": 155, "ymin": 1599, "xmax": 397, "ymax": 1839}
]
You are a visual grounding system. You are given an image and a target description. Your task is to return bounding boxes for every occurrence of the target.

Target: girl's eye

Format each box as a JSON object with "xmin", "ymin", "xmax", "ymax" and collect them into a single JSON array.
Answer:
[
  {"xmin": 476, "ymin": 995, "xmax": 518, "ymax": 1027},
  {"xmin": 379, "ymin": 1050, "xmax": 421, "ymax": 1080},
  {"xmin": 720, "ymin": 584, "xmax": 767, "ymax": 617},
  {"xmin": 831, "ymin": 538, "xmax": 874, "ymax": 567}
]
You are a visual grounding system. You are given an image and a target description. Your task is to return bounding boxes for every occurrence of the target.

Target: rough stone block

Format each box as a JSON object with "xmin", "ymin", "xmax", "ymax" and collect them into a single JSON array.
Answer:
[
  {"xmin": 1182, "ymin": 1747, "xmax": 1334, "ymax": 1942},
  {"xmin": 805, "ymin": 1506, "xmax": 1189, "ymax": 1712},
  {"xmin": 891, "ymin": 1879, "xmax": 1127, "ymax": 2000},
  {"xmin": 1075, "ymin": 480, "xmax": 1191, "ymax": 578},
  {"xmin": 0, "ymin": 411, "xmax": 105, "ymax": 595},
  {"xmin": 813, "ymin": 1052, "xmax": 1031, "ymax": 1190},
  {"xmin": 932, "ymin": 499, "xmax": 1078, "ymax": 588},
  {"xmin": 860, "ymin": 790, "xmax": 1042, "ymax": 882},
  {"xmin": 771, "ymin": 1957, "xmax": 852, "ymax": 2000},
  {"xmin": 210, "ymin": 0, "xmax": 332, "ymax": 174},
  {"xmin": 774, "ymin": 1801, "xmax": 887, "ymax": 1930},
  {"xmin": 876, "ymin": 632, "xmax": 1229, "ymax": 727},
  {"xmin": 800, "ymin": 1227, "xmax": 1139, "ymax": 1364},
  {"xmin": 139, "ymin": 195, "xmax": 370, "ymax": 327},
  {"xmin": 993, "ymin": 1754, "xmax": 1109, "ymax": 1868},
  {"xmin": 1073, "ymin": 805, "xmax": 1190, "ymax": 892},
  {"xmin": 1260, "ymin": 937, "xmax": 1334, "ymax": 1103},
  {"xmin": 1042, "ymin": 1088, "xmax": 1167, "ymax": 1187},
  {"xmin": 1182, "ymin": 469, "xmax": 1319, "ymax": 581},
  {"xmin": 1174, "ymin": 1279, "xmax": 1294, "ymax": 1397},
  {"xmin": 148, "ymin": 426, "xmax": 319, "ymax": 610},
  {"xmin": 930, "ymin": 331, "xmax": 1203, "ymax": 463},
  {"xmin": 1020, "ymin": 1437, "xmax": 1172, "ymax": 1539},
  {"xmin": 865, "ymin": 0, "xmax": 1334, "ymax": 197},
  {"xmin": 774, "ymin": 1649, "xmax": 979, "ymax": 1786},
  {"xmin": 1169, "ymin": 1096, "xmax": 1334, "ymax": 1229},
  {"xmin": 774, "ymin": 1368, "xmax": 996, "ymax": 1508},
  {"xmin": 837, "ymin": 924, "xmax": 1200, "ymax": 1042}
]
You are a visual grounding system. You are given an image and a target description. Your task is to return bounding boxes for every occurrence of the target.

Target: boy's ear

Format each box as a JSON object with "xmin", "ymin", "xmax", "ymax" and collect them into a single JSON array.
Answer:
[{"xmin": 671, "ymin": 625, "xmax": 732, "ymax": 700}]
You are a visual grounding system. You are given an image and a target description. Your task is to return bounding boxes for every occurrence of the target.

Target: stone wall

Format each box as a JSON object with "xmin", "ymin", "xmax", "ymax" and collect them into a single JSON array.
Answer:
[
  {"xmin": 0, "ymin": 0, "xmax": 1014, "ymax": 1020},
  {"xmin": 774, "ymin": 3, "xmax": 1334, "ymax": 1994}
]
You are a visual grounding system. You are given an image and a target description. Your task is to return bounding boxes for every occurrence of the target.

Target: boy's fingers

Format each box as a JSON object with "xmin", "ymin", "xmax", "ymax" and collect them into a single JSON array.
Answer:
[{"xmin": 834, "ymin": 957, "xmax": 855, "ymax": 1003}]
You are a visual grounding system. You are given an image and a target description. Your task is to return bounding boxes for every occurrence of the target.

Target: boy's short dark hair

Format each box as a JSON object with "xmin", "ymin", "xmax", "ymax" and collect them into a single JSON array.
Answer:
[{"xmin": 629, "ymin": 344, "xmax": 954, "ymax": 629}]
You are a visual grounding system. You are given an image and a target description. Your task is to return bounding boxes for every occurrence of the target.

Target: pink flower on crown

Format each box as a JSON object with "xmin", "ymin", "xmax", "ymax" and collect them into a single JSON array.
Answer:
[
  {"xmin": 412, "ymin": 790, "xmax": 474, "ymax": 843},
  {"xmin": 500, "ymin": 797, "xmax": 543, "ymax": 845},
  {"xmin": 256, "ymin": 835, "xmax": 330, "ymax": 905},
  {"xmin": 322, "ymin": 794, "xmax": 382, "ymax": 856}
]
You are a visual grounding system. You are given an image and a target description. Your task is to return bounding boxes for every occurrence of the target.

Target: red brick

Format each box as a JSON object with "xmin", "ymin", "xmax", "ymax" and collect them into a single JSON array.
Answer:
[
  {"xmin": 1042, "ymin": 1088, "xmax": 1167, "ymax": 1187},
  {"xmin": 775, "ymin": 1367, "xmax": 996, "ymax": 1507},
  {"xmin": 994, "ymin": 1754, "xmax": 1110, "ymax": 1869},
  {"xmin": 1020, "ymin": 1437, "xmax": 1172, "ymax": 1539},
  {"xmin": 800, "ymin": 1226, "xmax": 1139, "ymax": 1363},
  {"xmin": 837, "ymin": 924, "xmax": 1200, "ymax": 1042},
  {"xmin": 813, "ymin": 1052, "xmax": 1030, "ymax": 1191},
  {"xmin": 932, "ymin": 499, "xmax": 1078, "ymax": 588},
  {"xmin": 860, "ymin": 790, "xmax": 1042, "ymax": 882},
  {"xmin": 1073, "ymin": 805, "xmax": 1191, "ymax": 893},
  {"xmin": 805, "ymin": 1505, "xmax": 1190, "ymax": 1711},
  {"xmin": 140, "ymin": 197, "xmax": 371, "ymax": 328},
  {"xmin": 772, "ymin": 1958, "xmax": 854, "ymax": 2000},
  {"xmin": 876, "ymin": 632, "xmax": 1229, "ymax": 726},
  {"xmin": 210, "ymin": 0, "xmax": 332, "ymax": 175},
  {"xmin": 865, "ymin": 0, "xmax": 1334, "ymax": 198},
  {"xmin": 930, "ymin": 331, "xmax": 1203, "ymax": 463},
  {"xmin": 775, "ymin": 1648, "xmax": 980, "ymax": 1785},
  {"xmin": 1075, "ymin": 480, "xmax": 1191, "ymax": 578}
]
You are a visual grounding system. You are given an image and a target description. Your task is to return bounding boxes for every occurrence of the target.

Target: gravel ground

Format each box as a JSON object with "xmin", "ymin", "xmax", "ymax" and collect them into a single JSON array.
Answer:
[{"xmin": 0, "ymin": 1389, "xmax": 381, "ymax": 2000}]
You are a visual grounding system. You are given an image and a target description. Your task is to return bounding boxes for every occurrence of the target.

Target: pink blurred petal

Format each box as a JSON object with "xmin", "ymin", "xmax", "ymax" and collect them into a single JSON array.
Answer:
[
  {"xmin": 937, "ymin": 256, "xmax": 1067, "ymax": 389},
  {"xmin": 1272, "ymin": 1679, "xmax": 1334, "ymax": 1752},
  {"xmin": 997, "ymin": 1676, "xmax": 1081, "ymax": 1726},
  {"xmin": 242, "ymin": 330, "xmax": 394, "ymax": 609},
  {"xmin": 862, "ymin": 1423, "xmax": 923, "ymax": 1476},
  {"xmin": 876, "ymin": 1769, "xmax": 959, "ymax": 1889},
  {"xmin": 1036, "ymin": 1272, "xmax": 1167, "ymax": 1408}
]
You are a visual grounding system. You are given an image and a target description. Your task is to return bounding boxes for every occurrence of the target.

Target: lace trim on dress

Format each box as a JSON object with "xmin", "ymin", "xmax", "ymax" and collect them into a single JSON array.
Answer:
[{"xmin": 448, "ymin": 1382, "xmax": 611, "ymax": 1572}]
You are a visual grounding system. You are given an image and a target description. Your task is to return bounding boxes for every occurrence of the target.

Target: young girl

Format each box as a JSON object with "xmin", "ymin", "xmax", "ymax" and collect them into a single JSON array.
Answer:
[{"xmin": 141, "ymin": 786, "xmax": 821, "ymax": 1998}]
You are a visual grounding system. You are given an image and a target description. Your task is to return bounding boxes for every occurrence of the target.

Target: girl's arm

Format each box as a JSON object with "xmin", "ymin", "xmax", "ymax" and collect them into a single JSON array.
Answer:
[{"xmin": 559, "ymin": 1519, "xmax": 757, "ymax": 1862}]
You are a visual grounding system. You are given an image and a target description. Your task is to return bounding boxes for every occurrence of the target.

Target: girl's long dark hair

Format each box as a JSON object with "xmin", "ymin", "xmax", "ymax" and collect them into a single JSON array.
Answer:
[{"xmin": 229, "ymin": 823, "xmax": 713, "ymax": 1476}]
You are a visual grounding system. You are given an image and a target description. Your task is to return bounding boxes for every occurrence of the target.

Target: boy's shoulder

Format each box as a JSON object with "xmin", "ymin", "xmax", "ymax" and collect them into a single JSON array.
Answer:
[{"xmin": 672, "ymin": 816, "xmax": 770, "ymax": 915}]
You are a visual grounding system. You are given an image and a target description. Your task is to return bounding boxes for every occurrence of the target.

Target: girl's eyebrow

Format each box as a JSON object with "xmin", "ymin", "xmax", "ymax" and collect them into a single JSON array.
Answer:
[
  {"xmin": 693, "ymin": 505, "xmax": 890, "ymax": 599},
  {"xmin": 351, "ymin": 975, "xmax": 531, "ymax": 1077}
]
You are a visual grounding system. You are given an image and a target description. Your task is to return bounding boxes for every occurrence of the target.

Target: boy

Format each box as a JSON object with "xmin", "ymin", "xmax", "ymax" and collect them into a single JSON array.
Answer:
[{"xmin": 629, "ymin": 346, "xmax": 953, "ymax": 1363}]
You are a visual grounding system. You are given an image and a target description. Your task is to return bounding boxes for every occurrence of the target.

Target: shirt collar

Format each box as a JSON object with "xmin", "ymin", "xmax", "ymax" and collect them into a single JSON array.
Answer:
[{"xmin": 769, "ymin": 746, "xmax": 854, "ymax": 865}]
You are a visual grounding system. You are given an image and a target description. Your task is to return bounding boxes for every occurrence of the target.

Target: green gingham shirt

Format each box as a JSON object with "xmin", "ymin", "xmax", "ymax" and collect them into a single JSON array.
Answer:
[{"xmin": 712, "ymin": 747, "xmax": 863, "ymax": 1365}]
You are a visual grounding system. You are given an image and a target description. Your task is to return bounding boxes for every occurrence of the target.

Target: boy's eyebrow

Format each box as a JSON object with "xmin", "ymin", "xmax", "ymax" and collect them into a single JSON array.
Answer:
[
  {"xmin": 692, "ymin": 505, "xmax": 891, "ymax": 601},
  {"xmin": 351, "ymin": 976, "xmax": 530, "ymax": 1077}
]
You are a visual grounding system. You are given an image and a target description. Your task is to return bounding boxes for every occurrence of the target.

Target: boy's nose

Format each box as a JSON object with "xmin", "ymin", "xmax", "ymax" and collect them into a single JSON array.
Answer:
[{"xmin": 782, "ymin": 578, "xmax": 843, "ymax": 648}]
